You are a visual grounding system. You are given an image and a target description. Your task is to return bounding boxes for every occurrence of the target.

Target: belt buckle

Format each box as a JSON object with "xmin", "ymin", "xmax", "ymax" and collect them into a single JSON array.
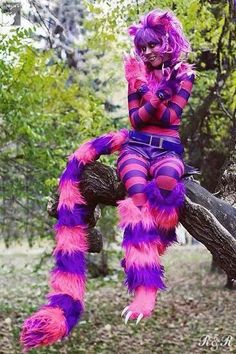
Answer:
[{"xmin": 158, "ymin": 138, "xmax": 163, "ymax": 149}]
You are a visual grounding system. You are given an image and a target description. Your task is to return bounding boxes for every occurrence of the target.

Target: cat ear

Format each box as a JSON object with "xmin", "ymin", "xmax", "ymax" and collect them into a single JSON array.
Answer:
[
  {"xmin": 158, "ymin": 12, "xmax": 172, "ymax": 31},
  {"xmin": 127, "ymin": 22, "xmax": 143, "ymax": 37},
  {"xmin": 159, "ymin": 12, "xmax": 169, "ymax": 20}
]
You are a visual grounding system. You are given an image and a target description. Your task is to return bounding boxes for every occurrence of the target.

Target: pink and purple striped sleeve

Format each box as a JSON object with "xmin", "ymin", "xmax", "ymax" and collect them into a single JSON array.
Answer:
[
  {"xmin": 128, "ymin": 83, "xmax": 161, "ymax": 128},
  {"xmin": 128, "ymin": 73, "xmax": 195, "ymax": 128}
]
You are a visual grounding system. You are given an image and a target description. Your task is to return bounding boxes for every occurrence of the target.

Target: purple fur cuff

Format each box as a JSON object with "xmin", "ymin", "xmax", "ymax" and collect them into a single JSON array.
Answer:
[
  {"xmin": 124, "ymin": 264, "xmax": 166, "ymax": 292},
  {"xmin": 145, "ymin": 181, "xmax": 185, "ymax": 209}
]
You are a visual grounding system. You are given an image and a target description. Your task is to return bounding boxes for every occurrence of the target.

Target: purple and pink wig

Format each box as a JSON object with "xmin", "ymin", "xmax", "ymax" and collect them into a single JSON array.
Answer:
[
  {"xmin": 20, "ymin": 129, "xmax": 129, "ymax": 351},
  {"xmin": 128, "ymin": 9, "xmax": 191, "ymax": 66}
]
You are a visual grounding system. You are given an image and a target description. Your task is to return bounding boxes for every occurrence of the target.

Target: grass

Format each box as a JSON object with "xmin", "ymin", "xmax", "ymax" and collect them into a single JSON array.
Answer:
[{"xmin": 0, "ymin": 242, "xmax": 235, "ymax": 354}]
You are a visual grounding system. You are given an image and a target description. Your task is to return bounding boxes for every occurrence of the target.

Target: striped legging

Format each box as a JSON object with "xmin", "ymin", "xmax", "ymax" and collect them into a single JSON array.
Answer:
[
  {"xmin": 117, "ymin": 149, "xmax": 185, "ymax": 207},
  {"xmin": 117, "ymin": 146, "xmax": 185, "ymax": 306}
]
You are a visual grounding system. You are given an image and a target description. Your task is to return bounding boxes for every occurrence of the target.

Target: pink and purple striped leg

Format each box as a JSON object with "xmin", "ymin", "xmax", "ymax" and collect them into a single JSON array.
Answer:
[
  {"xmin": 117, "ymin": 151, "xmax": 166, "ymax": 322},
  {"xmin": 146, "ymin": 155, "xmax": 185, "ymax": 244}
]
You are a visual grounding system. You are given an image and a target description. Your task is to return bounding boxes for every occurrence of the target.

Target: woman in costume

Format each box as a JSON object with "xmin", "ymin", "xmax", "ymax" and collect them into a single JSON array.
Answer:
[
  {"xmin": 21, "ymin": 8, "xmax": 195, "ymax": 351},
  {"xmin": 118, "ymin": 8, "xmax": 195, "ymax": 324}
]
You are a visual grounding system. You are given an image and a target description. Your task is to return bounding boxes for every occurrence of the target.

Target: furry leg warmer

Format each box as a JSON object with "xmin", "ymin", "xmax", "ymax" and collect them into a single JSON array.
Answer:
[
  {"xmin": 144, "ymin": 180, "xmax": 185, "ymax": 232},
  {"xmin": 117, "ymin": 198, "xmax": 166, "ymax": 293}
]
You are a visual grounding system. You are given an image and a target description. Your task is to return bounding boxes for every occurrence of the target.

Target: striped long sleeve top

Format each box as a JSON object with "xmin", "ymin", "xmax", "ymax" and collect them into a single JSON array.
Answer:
[{"xmin": 128, "ymin": 69, "xmax": 195, "ymax": 138}]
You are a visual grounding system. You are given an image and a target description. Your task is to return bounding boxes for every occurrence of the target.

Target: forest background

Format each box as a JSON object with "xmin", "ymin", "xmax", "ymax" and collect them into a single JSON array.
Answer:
[{"xmin": 0, "ymin": 1, "xmax": 235, "ymax": 353}]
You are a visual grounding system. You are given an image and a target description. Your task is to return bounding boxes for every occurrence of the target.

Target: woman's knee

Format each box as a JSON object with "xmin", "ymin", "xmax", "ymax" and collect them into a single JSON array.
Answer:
[
  {"xmin": 154, "ymin": 164, "xmax": 183, "ymax": 194},
  {"xmin": 155, "ymin": 173, "xmax": 179, "ymax": 192}
]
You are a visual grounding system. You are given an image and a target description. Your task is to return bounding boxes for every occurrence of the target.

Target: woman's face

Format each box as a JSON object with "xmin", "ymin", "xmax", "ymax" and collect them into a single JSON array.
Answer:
[{"xmin": 139, "ymin": 41, "xmax": 169, "ymax": 68}]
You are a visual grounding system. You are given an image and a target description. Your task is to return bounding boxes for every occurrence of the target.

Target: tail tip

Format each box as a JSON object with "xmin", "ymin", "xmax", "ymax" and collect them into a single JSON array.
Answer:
[{"xmin": 20, "ymin": 307, "xmax": 67, "ymax": 351}]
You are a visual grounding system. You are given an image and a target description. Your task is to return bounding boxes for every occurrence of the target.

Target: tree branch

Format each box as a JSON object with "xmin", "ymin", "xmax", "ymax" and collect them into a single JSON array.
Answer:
[{"xmin": 47, "ymin": 162, "xmax": 236, "ymax": 278}]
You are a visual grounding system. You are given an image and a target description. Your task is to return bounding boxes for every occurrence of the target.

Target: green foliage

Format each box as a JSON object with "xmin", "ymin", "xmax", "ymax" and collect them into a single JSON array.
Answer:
[{"xmin": 0, "ymin": 29, "xmax": 115, "ymax": 243}]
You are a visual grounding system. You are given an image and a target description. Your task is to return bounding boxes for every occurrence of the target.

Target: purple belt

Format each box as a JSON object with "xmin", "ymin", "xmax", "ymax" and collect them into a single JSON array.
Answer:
[{"xmin": 128, "ymin": 131, "xmax": 184, "ymax": 156}]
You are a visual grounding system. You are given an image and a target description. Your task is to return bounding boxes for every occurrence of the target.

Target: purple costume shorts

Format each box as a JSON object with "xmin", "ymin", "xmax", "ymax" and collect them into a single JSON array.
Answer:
[{"xmin": 118, "ymin": 132, "xmax": 184, "ymax": 168}]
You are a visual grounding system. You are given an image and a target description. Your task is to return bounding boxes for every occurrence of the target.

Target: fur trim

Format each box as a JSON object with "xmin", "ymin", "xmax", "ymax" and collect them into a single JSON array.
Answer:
[
  {"xmin": 145, "ymin": 181, "xmax": 185, "ymax": 230},
  {"xmin": 124, "ymin": 264, "xmax": 166, "ymax": 293},
  {"xmin": 124, "ymin": 241, "xmax": 161, "ymax": 268},
  {"xmin": 122, "ymin": 223, "xmax": 161, "ymax": 246},
  {"xmin": 141, "ymin": 203, "xmax": 157, "ymax": 229},
  {"xmin": 152, "ymin": 208, "xmax": 179, "ymax": 230},
  {"xmin": 48, "ymin": 294, "xmax": 83, "ymax": 333},
  {"xmin": 20, "ymin": 307, "xmax": 67, "ymax": 351},
  {"xmin": 145, "ymin": 180, "xmax": 185, "ymax": 209},
  {"xmin": 117, "ymin": 198, "xmax": 142, "ymax": 228}
]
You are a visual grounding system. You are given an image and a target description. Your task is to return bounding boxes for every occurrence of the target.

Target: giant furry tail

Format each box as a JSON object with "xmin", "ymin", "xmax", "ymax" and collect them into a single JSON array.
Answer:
[{"xmin": 20, "ymin": 129, "xmax": 128, "ymax": 351}]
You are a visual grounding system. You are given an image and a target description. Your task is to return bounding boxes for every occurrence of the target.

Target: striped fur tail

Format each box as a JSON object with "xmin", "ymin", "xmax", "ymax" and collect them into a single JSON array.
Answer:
[{"xmin": 20, "ymin": 129, "xmax": 128, "ymax": 351}]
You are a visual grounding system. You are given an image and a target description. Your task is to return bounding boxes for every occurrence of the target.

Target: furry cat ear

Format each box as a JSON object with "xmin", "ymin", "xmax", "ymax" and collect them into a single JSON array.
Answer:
[
  {"xmin": 128, "ymin": 22, "xmax": 143, "ymax": 37},
  {"xmin": 158, "ymin": 12, "xmax": 172, "ymax": 31}
]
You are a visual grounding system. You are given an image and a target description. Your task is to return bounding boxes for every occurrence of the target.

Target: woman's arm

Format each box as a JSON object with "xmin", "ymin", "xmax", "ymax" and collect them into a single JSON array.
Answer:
[
  {"xmin": 128, "ymin": 83, "xmax": 161, "ymax": 128},
  {"xmin": 128, "ymin": 73, "xmax": 195, "ymax": 128}
]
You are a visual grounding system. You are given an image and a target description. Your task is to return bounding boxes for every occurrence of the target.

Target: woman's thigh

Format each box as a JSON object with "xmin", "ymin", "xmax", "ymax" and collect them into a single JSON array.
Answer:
[{"xmin": 117, "ymin": 150, "xmax": 149, "ymax": 206}]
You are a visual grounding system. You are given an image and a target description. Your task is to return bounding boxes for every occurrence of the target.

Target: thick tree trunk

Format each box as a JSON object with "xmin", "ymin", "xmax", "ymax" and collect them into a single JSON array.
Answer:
[
  {"xmin": 47, "ymin": 161, "xmax": 236, "ymax": 279},
  {"xmin": 215, "ymin": 129, "xmax": 236, "ymax": 207}
]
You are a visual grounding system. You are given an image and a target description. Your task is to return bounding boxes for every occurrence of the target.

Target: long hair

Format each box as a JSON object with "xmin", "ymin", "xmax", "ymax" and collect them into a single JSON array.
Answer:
[{"xmin": 128, "ymin": 9, "xmax": 191, "ymax": 65}]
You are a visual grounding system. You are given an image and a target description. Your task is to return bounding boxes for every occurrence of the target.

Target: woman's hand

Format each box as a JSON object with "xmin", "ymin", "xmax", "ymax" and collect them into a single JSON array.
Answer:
[
  {"xmin": 156, "ymin": 62, "xmax": 184, "ymax": 100},
  {"xmin": 123, "ymin": 53, "xmax": 147, "ymax": 90}
]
